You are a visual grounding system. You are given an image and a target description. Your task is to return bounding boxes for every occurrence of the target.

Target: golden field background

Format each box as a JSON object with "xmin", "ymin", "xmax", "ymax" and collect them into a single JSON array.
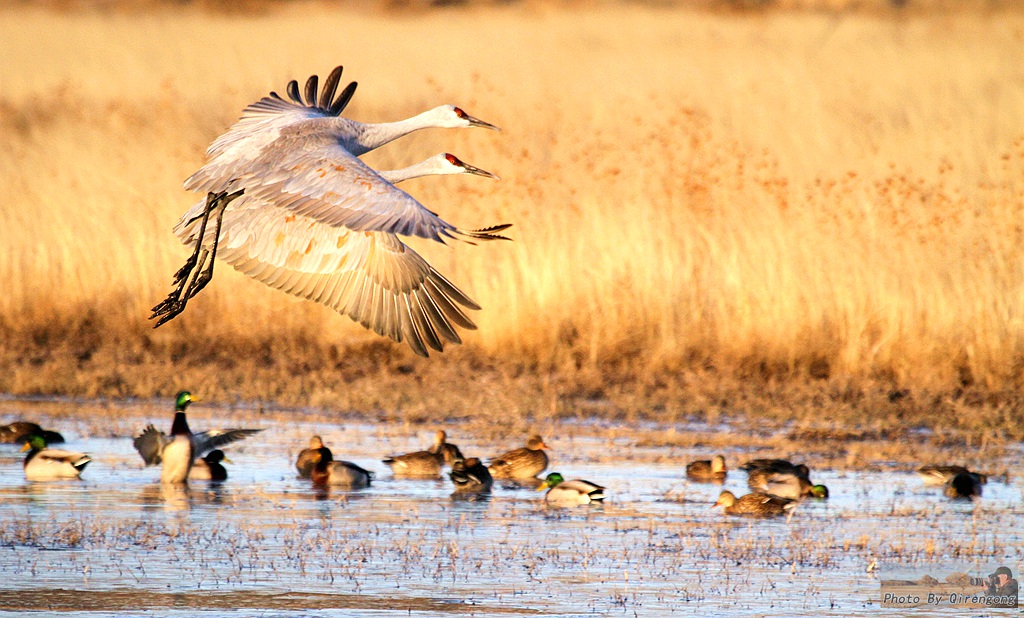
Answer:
[{"xmin": 2, "ymin": 4, "xmax": 1024, "ymax": 436}]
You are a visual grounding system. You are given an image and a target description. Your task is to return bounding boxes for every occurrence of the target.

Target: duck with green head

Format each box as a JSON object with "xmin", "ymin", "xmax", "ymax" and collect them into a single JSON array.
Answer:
[
  {"xmin": 133, "ymin": 391, "xmax": 263, "ymax": 485},
  {"xmin": 749, "ymin": 470, "xmax": 829, "ymax": 501},
  {"xmin": 22, "ymin": 434, "xmax": 91, "ymax": 481},
  {"xmin": 537, "ymin": 472, "xmax": 605, "ymax": 506},
  {"xmin": 162, "ymin": 391, "xmax": 197, "ymax": 484}
]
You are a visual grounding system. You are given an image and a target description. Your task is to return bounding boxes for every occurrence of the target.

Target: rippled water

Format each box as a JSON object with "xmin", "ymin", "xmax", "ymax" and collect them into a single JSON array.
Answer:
[{"xmin": 0, "ymin": 403, "xmax": 1021, "ymax": 616}]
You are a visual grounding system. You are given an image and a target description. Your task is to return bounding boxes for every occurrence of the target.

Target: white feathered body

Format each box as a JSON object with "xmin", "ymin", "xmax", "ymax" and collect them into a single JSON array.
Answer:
[
  {"xmin": 24, "ymin": 449, "xmax": 91, "ymax": 481},
  {"xmin": 545, "ymin": 480, "xmax": 606, "ymax": 506},
  {"xmin": 160, "ymin": 435, "xmax": 195, "ymax": 484}
]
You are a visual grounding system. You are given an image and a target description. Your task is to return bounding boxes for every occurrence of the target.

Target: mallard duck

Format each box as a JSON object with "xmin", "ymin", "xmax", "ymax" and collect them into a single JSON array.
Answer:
[
  {"xmin": 917, "ymin": 464, "xmax": 987, "ymax": 487},
  {"xmin": 296, "ymin": 435, "xmax": 324, "ymax": 478},
  {"xmin": 741, "ymin": 458, "xmax": 810, "ymax": 480},
  {"xmin": 21, "ymin": 435, "xmax": 91, "ymax": 480},
  {"xmin": 489, "ymin": 435, "xmax": 549, "ymax": 479},
  {"xmin": 428, "ymin": 430, "xmax": 464, "ymax": 466},
  {"xmin": 1, "ymin": 422, "xmax": 64, "ymax": 445},
  {"xmin": 311, "ymin": 446, "xmax": 373, "ymax": 488},
  {"xmin": 748, "ymin": 470, "xmax": 816, "ymax": 500},
  {"xmin": 686, "ymin": 455, "xmax": 727, "ymax": 483},
  {"xmin": 133, "ymin": 391, "xmax": 263, "ymax": 484},
  {"xmin": 449, "ymin": 457, "xmax": 493, "ymax": 493},
  {"xmin": 944, "ymin": 472, "xmax": 982, "ymax": 499},
  {"xmin": 537, "ymin": 472, "xmax": 604, "ymax": 506},
  {"xmin": 713, "ymin": 490, "xmax": 796, "ymax": 518},
  {"xmin": 382, "ymin": 431, "xmax": 448, "ymax": 478},
  {"xmin": 188, "ymin": 449, "xmax": 230, "ymax": 481}
]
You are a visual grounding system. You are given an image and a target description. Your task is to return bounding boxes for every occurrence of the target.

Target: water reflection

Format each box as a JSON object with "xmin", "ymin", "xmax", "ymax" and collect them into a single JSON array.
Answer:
[{"xmin": 139, "ymin": 483, "xmax": 190, "ymax": 511}]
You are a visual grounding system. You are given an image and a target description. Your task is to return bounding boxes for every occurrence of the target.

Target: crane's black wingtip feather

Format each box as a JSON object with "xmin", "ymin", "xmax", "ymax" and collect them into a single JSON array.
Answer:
[
  {"xmin": 329, "ymin": 81, "xmax": 358, "ymax": 116},
  {"xmin": 304, "ymin": 74, "xmax": 318, "ymax": 108},
  {"xmin": 319, "ymin": 66, "xmax": 343, "ymax": 110},
  {"xmin": 286, "ymin": 80, "xmax": 302, "ymax": 104}
]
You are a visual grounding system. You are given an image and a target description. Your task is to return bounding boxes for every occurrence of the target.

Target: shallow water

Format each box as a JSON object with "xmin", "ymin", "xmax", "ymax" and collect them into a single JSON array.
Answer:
[{"xmin": 0, "ymin": 404, "xmax": 1021, "ymax": 616}]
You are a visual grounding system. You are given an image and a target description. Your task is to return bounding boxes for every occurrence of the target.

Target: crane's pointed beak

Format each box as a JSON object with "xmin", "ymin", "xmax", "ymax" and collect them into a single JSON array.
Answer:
[
  {"xmin": 462, "ymin": 162, "xmax": 500, "ymax": 180},
  {"xmin": 466, "ymin": 114, "xmax": 501, "ymax": 131}
]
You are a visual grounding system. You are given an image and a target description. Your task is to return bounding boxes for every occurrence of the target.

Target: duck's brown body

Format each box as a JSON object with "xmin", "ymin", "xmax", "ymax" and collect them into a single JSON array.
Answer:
[
  {"xmin": 489, "ymin": 435, "xmax": 549, "ymax": 479},
  {"xmin": 686, "ymin": 455, "xmax": 727, "ymax": 483},
  {"xmin": 714, "ymin": 491, "xmax": 795, "ymax": 518}
]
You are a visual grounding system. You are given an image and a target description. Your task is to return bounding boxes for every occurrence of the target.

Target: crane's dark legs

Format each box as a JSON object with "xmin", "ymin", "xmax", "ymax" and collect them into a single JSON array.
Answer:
[{"xmin": 150, "ymin": 190, "xmax": 240, "ymax": 328}]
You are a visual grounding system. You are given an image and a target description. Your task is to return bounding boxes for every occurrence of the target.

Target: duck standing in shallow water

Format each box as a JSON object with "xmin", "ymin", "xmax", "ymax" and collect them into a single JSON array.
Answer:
[
  {"xmin": 489, "ymin": 435, "xmax": 549, "ymax": 479},
  {"xmin": 713, "ymin": 490, "xmax": 796, "ymax": 518},
  {"xmin": 189, "ymin": 449, "xmax": 230, "ymax": 481},
  {"xmin": 158, "ymin": 391, "xmax": 196, "ymax": 484},
  {"xmin": 686, "ymin": 455, "xmax": 727, "ymax": 483},
  {"xmin": 133, "ymin": 391, "xmax": 262, "ymax": 484},
  {"xmin": 21, "ymin": 435, "xmax": 91, "ymax": 481},
  {"xmin": 538, "ymin": 472, "xmax": 605, "ymax": 506},
  {"xmin": 311, "ymin": 445, "xmax": 373, "ymax": 488}
]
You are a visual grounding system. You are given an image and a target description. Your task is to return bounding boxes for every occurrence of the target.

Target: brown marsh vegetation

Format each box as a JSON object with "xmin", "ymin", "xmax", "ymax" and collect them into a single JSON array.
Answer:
[{"xmin": 1, "ymin": 4, "xmax": 1024, "ymax": 442}]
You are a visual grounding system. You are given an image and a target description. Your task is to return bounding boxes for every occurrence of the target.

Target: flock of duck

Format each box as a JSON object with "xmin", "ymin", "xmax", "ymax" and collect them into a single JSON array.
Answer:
[
  {"xmin": 3, "ymin": 391, "xmax": 990, "ymax": 513},
  {"xmin": 4, "ymin": 392, "xmax": 602, "ymax": 507}
]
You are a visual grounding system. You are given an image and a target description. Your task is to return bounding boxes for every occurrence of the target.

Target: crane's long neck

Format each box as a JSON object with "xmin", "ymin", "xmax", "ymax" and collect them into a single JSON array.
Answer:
[
  {"xmin": 351, "ymin": 110, "xmax": 442, "ymax": 156},
  {"xmin": 378, "ymin": 158, "xmax": 443, "ymax": 185}
]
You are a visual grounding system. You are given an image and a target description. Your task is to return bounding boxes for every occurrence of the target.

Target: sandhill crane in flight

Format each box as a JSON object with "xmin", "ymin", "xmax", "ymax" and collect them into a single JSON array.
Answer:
[
  {"xmin": 174, "ymin": 153, "xmax": 501, "ymax": 356},
  {"xmin": 151, "ymin": 66, "xmax": 508, "ymax": 356}
]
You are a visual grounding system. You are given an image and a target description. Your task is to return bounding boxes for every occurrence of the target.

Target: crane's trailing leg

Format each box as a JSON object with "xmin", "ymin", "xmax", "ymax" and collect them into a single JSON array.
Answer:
[
  {"xmin": 150, "ymin": 190, "xmax": 240, "ymax": 327},
  {"xmin": 179, "ymin": 191, "xmax": 234, "ymax": 300}
]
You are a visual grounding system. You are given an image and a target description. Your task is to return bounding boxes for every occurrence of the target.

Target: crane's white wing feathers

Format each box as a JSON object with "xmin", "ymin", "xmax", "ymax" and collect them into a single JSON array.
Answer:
[
  {"xmin": 174, "ymin": 197, "xmax": 478, "ymax": 357},
  {"xmin": 229, "ymin": 133, "xmax": 458, "ymax": 241}
]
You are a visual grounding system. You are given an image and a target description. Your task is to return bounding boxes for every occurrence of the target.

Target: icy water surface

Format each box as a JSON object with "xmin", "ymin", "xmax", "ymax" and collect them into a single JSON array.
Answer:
[{"xmin": 0, "ymin": 403, "xmax": 1021, "ymax": 616}]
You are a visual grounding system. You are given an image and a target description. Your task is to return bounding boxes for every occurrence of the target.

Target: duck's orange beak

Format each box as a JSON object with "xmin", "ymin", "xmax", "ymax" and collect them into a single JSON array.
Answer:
[
  {"xmin": 536, "ymin": 481, "xmax": 549, "ymax": 491},
  {"xmin": 20, "ymin": 442, "xmax": 30, "ymax": 453}
]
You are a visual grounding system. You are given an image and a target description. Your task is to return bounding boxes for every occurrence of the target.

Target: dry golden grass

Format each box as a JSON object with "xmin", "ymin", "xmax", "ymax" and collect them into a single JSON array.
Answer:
[{"xmin": 2, "ymin": 4, "xmax": 1024, "ymax": 434}]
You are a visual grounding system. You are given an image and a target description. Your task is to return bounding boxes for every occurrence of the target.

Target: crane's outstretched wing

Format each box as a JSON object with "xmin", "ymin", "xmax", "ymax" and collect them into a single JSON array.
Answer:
[
  {"xmin": 215, "ymin": 132, "xmax": 477, "ymax": 242},
  {"xmin": 175, "ymin": 197, "xmax": 479, "ymax": 357},
  {"xmin": 193, "ymin": 428, "xmax": 264, "ymax": 457},
  {"xmin": 133, "ymin": 425, "xmax": 171, "ymax": 466},
  {"xmin": 187, "ymin": 66, "xmax": 358, "ymax": 194},
  {"xmin": 205, "ymin": 66, "xmax": 358, "ymax": 163}
]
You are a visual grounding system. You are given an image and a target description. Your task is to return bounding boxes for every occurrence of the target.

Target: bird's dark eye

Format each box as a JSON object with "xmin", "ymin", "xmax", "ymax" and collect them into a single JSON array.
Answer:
[
  {"xmin": 453, "ymin": 107, "xmax": 467, "ymax": 119},
  {"xmin": 445, "ymin": 153, "xmax": 460, "ymax": 166}
]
